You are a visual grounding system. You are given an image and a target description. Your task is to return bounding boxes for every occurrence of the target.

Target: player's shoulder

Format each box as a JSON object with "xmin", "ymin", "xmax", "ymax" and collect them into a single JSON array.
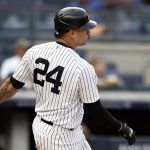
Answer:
[
  {"xmin": 25, "ymin": 41, "xmax": 56, "ymax": 56},
  {"xmin": 30, "ymin": 41, "xmax": 56, "ymax": 50},
  {"xmin": 76, "ymin": 57, "xmax": 95, "ymax": 73}
]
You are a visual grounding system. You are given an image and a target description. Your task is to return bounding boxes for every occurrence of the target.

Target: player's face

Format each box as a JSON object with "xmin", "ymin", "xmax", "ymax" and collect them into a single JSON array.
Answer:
[{"xmin": 74, "ymin": 29, "xmax": 90, "ymax": 46}]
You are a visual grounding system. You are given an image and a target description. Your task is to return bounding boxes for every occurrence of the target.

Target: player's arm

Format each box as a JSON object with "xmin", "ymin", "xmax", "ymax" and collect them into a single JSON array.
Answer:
[
  {"xmin": 0, "ymin": 48, "xmax": 33, "ymax": 105},
  {"xmin": 84, "ymin": 100, "xmax": 136, "ymax": 145},
  {"xmin": 0, "ymin": 78, "xmax": 20, "ymax": 104},
  {"xmin": 79, "ymin": 65, "xmax": 136, "ymax": 145}
]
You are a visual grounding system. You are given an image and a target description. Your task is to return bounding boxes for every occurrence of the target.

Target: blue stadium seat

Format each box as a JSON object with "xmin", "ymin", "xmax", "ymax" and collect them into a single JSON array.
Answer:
[{"xmin": 119, "ymin": 73, "xmax": 143, "ymax": 90}]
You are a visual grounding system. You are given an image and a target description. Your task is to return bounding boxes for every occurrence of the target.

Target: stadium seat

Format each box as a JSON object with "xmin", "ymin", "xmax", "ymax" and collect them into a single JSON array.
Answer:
[{"xmin": 119, "ymin": 73, "xmax": 143, "ymax": 90}]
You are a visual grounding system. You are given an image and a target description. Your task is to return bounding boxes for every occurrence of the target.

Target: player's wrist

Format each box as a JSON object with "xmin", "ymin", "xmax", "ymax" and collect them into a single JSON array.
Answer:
[{"xmin": 117, "ymin": 122, "xmax": 123, "ymax": 132}]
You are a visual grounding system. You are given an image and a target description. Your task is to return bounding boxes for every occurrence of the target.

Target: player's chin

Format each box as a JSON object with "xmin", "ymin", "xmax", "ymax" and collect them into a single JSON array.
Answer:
[
  {"xmin": 80, "ymin": 41, "xmax": 87, "ymax": 46},
  {"xmin": 79, "ymin": 38, "xmax": 89, "ymax": 46},
  {"xmin": 83, "ymin": 38, "xmax": 89, "ymax": 45}
]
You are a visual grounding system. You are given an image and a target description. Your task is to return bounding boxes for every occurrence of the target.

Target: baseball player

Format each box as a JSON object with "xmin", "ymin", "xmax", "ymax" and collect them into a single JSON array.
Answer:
[{"xmin": 0, "ymin": 7, "xmax": 136, "ymax": 150}]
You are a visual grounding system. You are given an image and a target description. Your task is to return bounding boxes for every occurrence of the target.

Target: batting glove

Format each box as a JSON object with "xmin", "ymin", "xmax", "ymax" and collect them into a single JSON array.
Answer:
[{"xmin": 118, "ymin": 122, "xmax": 136, "ymax": 145}]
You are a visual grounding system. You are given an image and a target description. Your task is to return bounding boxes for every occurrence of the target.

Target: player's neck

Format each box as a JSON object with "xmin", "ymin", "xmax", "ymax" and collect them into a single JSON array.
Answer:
[{"xmin": 57, "ymin": 38, "xmax": 76, "ymax": 50}]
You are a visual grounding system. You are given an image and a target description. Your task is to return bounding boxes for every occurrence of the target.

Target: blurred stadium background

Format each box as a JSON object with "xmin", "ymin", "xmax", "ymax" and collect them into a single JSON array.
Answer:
[{"xmin": 0, "ymin": 0, "xmax": 150, "ymax": 150}]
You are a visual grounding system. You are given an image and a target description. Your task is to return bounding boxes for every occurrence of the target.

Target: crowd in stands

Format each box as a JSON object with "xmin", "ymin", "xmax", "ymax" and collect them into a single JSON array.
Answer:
[
  {"xmin": 0, "ymin": 0, "xmax": 150, "ymax": 90},
  {"xmin": 90, "ymin": 57, "xmax": 124, "ymax": 90},
  {"xmin": 0, "ymin": 39, "xmax": 33, "ymax": 90}
]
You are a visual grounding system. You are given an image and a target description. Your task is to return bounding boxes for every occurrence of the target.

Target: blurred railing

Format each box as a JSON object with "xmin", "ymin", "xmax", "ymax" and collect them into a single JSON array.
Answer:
[
  {"xmin": 0, "ymin": 5, "xmax": 61, "ymax": 40},
  {"xmin": 0, "ymin": 5, "xmax": 150, "ymax": 42}
]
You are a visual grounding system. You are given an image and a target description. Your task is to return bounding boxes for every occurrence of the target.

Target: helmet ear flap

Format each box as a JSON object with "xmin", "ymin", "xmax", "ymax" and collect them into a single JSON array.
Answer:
[{"xmin": 54, "ymin": 16, "xmax": 70, "ymax": 36}]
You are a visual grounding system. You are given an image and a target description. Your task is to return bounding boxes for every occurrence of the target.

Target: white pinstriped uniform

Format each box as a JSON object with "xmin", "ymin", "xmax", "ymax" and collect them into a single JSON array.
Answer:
[{"xmin": 12, "ymin": 41, "xmax": 100, "ymax": 150}]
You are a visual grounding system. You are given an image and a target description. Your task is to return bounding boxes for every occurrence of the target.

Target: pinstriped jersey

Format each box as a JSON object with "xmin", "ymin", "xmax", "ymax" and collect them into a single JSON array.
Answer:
[{"xmin": 12, "ymin": 41, "xmax": 100, "ymax": 129}]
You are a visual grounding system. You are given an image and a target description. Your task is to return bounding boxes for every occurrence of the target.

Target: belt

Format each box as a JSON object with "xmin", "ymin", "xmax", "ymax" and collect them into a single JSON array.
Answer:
[
  {"xmin": 41, "ymin": 118, "xmax": 53, "ymax": 126},
  {"xmin": 41, "ymin": 118, "xmax": 74, "ymax": 131}
]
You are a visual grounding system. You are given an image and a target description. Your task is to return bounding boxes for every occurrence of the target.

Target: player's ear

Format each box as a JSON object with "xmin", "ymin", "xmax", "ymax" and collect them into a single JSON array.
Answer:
[{"xmin": 69, "ymin": 30, "xmax": 77, "ymax": 40}]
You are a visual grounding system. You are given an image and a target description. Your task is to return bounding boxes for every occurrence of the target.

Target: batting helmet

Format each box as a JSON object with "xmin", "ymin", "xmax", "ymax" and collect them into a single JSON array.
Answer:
[{"xmin": 54, "ymin": 7, "xmax": 97, "ymax": 37}]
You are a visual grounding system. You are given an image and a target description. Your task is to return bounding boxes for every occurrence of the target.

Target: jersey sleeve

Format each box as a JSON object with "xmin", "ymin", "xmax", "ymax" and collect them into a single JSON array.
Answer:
[
  {"xmin": 78, "ymin": 65, "xmax": 100, "ymax": 103},
  {"xmin": 12, "ymin": 49, "xmax": 32, "ymax": 84}
]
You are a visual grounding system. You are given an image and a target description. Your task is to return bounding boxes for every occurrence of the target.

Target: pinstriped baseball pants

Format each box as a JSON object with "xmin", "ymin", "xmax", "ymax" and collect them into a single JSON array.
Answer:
[{"xmin": 32, "ymin": 116, "xmax": 92, "ymax": 150}]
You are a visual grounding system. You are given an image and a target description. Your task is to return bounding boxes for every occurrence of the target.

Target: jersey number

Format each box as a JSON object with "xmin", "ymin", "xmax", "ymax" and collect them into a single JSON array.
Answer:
[{"xmin": 33, "ymin": 58, "xmax": 64, "ymax": 94}]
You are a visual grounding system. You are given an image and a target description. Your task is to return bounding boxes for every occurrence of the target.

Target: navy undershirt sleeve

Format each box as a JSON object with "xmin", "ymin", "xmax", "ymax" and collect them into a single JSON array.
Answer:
[
  {"xmin": 10, "ymin": 76, "xmax": 25, "ymax": 89},
  {"xmin": 84, "ymin": 99, "xmax": 121, "ymax": 132}
]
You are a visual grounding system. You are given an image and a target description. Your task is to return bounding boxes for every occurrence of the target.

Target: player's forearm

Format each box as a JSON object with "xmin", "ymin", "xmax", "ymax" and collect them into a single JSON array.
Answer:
[
  {"xmin": 0, "ymin": 78, "xmax": 18, "ymax": 104},
  {"xmin": 84, "ymin": 99, "xmax": 121, "ymax": 132}
]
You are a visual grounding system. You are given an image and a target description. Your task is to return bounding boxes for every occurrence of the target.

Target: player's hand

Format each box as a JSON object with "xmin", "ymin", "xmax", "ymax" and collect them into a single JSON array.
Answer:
[{"xmin": 118, "ymin": 122, "xmax": 136, "ymax": 145}]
